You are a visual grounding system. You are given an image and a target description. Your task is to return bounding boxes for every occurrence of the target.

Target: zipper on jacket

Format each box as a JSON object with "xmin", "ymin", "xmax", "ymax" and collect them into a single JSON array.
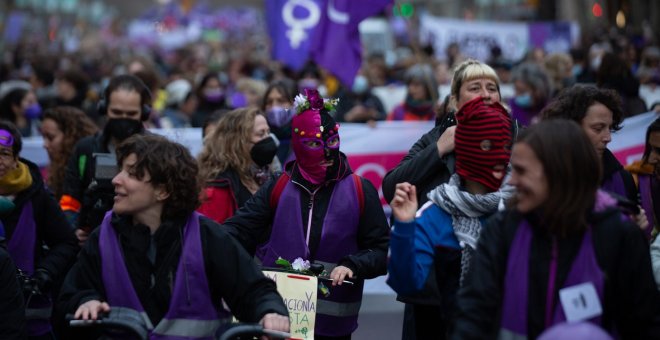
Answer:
[
  {"xmin": 291, "ymin": 179, "xmax": 322, "ymax": 246},
  {"xmin": 545, "ymin": 237, "xmax": 558, "ymax": 328}
]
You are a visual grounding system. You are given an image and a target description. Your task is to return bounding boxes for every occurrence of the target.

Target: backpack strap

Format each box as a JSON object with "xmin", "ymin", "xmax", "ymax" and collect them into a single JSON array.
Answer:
[
  {"xmin": 270, "ymin": 172, "xmax": 365, "ymax": 216},
  {"xmin": 269, "ymin": 172, "xmax": 291, "ymax": 210},
  {"xmin": 351, "ymin": 174, "xmax": 365, "ymax": 216}
]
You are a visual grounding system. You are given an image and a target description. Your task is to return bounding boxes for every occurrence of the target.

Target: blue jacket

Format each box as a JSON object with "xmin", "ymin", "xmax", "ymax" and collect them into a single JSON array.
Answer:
[{"xmin": 387, "ymin": 201, "xmax": 487, "ymax": 295}]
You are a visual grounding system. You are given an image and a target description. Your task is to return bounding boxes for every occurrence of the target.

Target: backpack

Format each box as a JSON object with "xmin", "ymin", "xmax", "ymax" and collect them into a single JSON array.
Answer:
[
  {"xmin": 269, "ymin": 172, "xmax": 365, "ymax": 216},
  {"xmin": 198, "ymin": 178, "xmax": 238, "ymax": 224}
]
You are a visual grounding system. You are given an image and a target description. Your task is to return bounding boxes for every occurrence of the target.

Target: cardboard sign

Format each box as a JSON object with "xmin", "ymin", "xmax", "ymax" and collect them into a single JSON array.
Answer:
[{"xmin": 263, "ymin": 270, "xmax": 318, "ymax": 340}]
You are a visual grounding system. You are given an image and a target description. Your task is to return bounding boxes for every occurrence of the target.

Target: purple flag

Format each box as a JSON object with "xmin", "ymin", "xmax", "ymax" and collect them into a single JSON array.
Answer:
[
  {"xmin": 266, "ymin": 0, "xmax": 324, "ymax": 71},
  {"xmin": 310, "ymin": 0, "xmax": 392, "ymax": 87}
]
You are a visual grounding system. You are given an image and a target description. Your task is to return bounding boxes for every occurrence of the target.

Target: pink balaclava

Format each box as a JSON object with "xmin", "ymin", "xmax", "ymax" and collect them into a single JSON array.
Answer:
[{"xmin": 291, "ymin": 89, "xmax": 341, "ymax": 184}]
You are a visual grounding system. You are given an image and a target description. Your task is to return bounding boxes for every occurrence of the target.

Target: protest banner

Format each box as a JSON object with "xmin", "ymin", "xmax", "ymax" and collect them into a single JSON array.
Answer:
[{"xmin": 263, "ymin": 270, "xmax": 318, "ymax": 340}]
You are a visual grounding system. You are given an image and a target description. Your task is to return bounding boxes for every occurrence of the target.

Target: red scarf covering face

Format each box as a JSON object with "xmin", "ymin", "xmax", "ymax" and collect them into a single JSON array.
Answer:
[{"xmin": 454, "ymin": 97, "xmax": 512, "ymax": 192}]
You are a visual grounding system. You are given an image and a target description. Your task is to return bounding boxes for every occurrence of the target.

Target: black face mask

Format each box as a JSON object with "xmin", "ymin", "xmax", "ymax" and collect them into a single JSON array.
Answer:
[
  {"xmin": 250, "ymin": 136, "xmax": 278, "ymax": 167},
  {"xmin": 104, "ymin": 118, "xmax": 144, "ymax": 142}
]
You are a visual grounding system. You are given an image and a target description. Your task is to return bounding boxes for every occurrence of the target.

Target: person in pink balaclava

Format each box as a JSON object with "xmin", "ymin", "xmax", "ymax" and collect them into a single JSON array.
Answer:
[{"xmin": 223, "ymin": 89, "xmax": 390, "ymax": 340}]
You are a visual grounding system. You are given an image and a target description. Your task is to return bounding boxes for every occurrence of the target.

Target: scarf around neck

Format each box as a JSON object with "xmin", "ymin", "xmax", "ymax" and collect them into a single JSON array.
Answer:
[
  {"xmin": 0, "ymin": 161, "xmax": 33, "ymax": 195},
  {"xmin": 428, "ymin": 173, "xmax": 512, "ymax": 284}
]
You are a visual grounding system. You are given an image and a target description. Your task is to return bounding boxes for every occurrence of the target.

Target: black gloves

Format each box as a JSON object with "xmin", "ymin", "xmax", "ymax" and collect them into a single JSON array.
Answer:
[{"xmin": 32, "ymin": 268, "xmax": 52, "ymax": 294}]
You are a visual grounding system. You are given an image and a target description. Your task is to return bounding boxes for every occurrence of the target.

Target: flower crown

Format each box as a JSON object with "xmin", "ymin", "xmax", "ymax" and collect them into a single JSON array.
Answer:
[{"xmin": 293, "ymin": 89, "xmax": 339, "ymax": 114}]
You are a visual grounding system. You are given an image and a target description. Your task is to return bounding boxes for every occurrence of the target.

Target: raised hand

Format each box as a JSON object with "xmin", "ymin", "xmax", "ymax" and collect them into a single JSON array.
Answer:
[{"xmin": 390, "ymin": 182, "xmax": 418, "ymax": 223}]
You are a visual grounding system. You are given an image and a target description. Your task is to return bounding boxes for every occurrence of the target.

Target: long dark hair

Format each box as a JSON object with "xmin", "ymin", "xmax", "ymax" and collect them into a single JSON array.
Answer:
[
  {"xmin": 515, "ymin": 119, "xmax": 601, "ymax": 236},
  {"xmin": 0, "ymin": 88, "xmax": 29, "ymax": 123},
  {"xmin": 42, "ymin": 106, "xmax": 99, "ymax": 199}
]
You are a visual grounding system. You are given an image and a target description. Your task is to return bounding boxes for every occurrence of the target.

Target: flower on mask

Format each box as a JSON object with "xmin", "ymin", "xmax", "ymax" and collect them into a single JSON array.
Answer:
[{"xmin": 293, "ymin": 93, "xmax": 340, "ymax": 114}]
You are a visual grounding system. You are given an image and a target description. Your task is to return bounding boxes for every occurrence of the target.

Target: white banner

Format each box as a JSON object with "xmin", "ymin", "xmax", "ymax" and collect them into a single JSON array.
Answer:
[{"xmin": 420, "ymin": 16, "xmax": 529, "ymax": 62}]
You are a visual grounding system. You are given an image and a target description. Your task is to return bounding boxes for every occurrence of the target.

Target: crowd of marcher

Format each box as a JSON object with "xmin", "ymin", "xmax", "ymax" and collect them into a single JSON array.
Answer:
[{"xmin": 0, "ymin": 10, "xmax": 660, "ymax": 340}]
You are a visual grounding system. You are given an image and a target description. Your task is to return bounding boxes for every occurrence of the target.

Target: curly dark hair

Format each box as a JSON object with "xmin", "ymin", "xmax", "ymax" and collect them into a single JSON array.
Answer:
[
  {"xmin": 116, "ymin": 134, "xmax": 201, "ymax": 219},
  {"xmin": 42, "ymin": 106, "xmax": 98, "ymax": 199},
  {"xmin": 540, "ymin": 85, "xmax": 624, "ymax": 131}
]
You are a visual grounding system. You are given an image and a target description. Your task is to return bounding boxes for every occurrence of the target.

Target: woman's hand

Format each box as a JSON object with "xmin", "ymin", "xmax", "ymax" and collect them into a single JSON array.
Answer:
[
  {"xmin": 259, "ymin": 313, "xmax": 289, "ymax": 340},
  {"xmin": 390, "ymin": 182, "xmax": 418, "ymax": 223},
  {"xmin": 437, "ymin": 125, "xmax": 456, "ymax": 157},
  {"xmin": 330, "ymin": 266, "xmax": 354, "ymax": 286},
  {"xmin": 74, "ymin": 300, "xmax": 110, "ymax": 320},
  {"xmin": 75, "ymin": 228, "xmax": 89, "ymax": 246}
]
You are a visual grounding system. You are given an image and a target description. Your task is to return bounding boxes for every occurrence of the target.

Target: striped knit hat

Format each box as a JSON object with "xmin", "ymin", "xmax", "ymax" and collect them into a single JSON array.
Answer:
[{"xmin": 455, "ymin": 97, "xmax": 512, "ymax": 192}]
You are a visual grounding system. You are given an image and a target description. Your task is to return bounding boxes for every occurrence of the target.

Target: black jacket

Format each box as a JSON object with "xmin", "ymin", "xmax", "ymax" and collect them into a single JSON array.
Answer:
[
  {"xmin": 0, "ymin": 247, "xmax": 26, "ymax": 339},
  {"xmin": 382, "ymin": 120, "xmax": 455, "ymax": 206},
  {"xmin": 2, "ymin": 159, "xmax": 78, "ymax": 282},
  {"xmin": 451, "ymin": 208, "xmax": 660, "ymax": 340},
  {"xmin": 223, "ymin": 154, "xmax": 389, "ymax": 279},
  {"xmin": 58, "ymin": 214, "xmax": 287, "ymax": 326}
]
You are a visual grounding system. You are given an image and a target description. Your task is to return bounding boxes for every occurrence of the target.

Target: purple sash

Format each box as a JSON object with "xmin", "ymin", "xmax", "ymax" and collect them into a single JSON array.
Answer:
[
  {"xmin": 100, "ymin": 212, "xmax": 223, "ymax": 339},
  {"xmin": 639, "ymin": 175, "xmax": 655, "ymax": 239},
  {"xmin": 601, "ymin": 171, "xmax": 627, "ymax": 199},
  {"xmin": 500, "ymin": 220, "xmax": 605, "ymax": 338},
  {"xmin": 6, "ymin": 201, "xmax": 53, "ymax": 336},
  {"xmin": 7, "ymin": 201, "xmax": 35, "ymax": 274},
  {"xmin": 257, "ymin": 175, "xmax": 363, "ymax": 337}
]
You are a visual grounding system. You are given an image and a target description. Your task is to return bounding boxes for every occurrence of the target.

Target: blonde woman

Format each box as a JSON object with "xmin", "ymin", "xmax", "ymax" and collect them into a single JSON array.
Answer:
[{"xmin": 197, "ymin": 107, "xmax": 279, "ymax": 223}]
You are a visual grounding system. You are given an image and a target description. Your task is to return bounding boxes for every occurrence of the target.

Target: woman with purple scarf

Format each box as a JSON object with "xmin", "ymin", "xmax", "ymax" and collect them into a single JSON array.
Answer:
[
  {"xmin": 59, "ymin": 134, "xmax": 289, "ymax": 339},
  {"xmin": 450, "ymin": 120, "xmax": 660, "ymax": 339}
]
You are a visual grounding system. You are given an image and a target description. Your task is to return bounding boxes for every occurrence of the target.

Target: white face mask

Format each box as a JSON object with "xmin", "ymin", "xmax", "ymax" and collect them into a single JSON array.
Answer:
[
  {"xmin": 352, "ymin": 75, "xmax": 369, "ymax": 94},
  {"xmin": 590, "ymin": 56, "xmax": 602, "ymax": 71}
]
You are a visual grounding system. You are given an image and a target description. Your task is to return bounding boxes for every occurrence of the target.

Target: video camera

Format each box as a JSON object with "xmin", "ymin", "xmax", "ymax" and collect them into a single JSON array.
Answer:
[{"xmin": 79, "ymin": 153, "xmax": 118, "ymax": 231}]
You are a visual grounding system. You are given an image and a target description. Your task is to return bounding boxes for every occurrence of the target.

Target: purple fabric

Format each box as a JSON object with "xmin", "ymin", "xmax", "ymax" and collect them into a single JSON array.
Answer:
[
  {"xmin": 601, "ymin": 171, "xmax": 627, "ymax": 199},
  {"xmin": 158, "ymin": 212, "xmax": 218, "ymax": 320},
  {"xmin": 527, "ymin": 22, "xmax": 572, "ymax": 52},
  {"xmin": 7, "ymin": 201, "xmax": 35, "ymax": 274},
  {"xmin": 100, "ymin": 212, "xmax": 146, "ymax": 312},
  {"xmin": 508, "ymin": 99, "xmax": 534, "ymax": 127},
  {"xmin": 500, "ymin": 219, "xmax": 533, "ymax": 335},
  {"xmin": 257, "ymin": 175, "xmax": 363, "ymax": 336},
  {"xmin": 266, "ymin": 0, "xmax": 323, "ymax": 71},
  {"xmin": 310, "ymin": 0, "xmax": 393, "ymax": 87},
  {"xmin": 6, "ymin": 201, "xmax": 53, "ymax": 336},
  {"xmin": 100, "ymin": 212, "xmax": 221, "ymax": 338},
  {"xmin": 501, "ymin": 220, "xmax": 606, "ymax": 337},
  {"xmin": 639, "ymin": 175, "xmax": 655, "ymax": 240},
  {"xmin": 551, "ymin": 227, "xmax": 604, "ymax": 325},
  {"xmin": 256, "ymin": 181, "xmax": 309, "ymax": 265}
]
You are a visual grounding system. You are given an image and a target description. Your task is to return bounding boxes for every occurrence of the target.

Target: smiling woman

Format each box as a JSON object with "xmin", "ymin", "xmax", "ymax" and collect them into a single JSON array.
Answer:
[
  {"xmin": 59, "ymin": 134, "xmax": 290, "ymax": 339},
  {"xmin": 451, "ymin": 119, "xmax": 660, "ymax": 339}
]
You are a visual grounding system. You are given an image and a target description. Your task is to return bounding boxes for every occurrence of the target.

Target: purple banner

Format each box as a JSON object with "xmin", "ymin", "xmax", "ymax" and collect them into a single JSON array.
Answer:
[
  {"xmin": 528, "ymin": 22, "xmax": 573, "ymax": 54},
  {"xmin": 266, "ymin": 0, "xmax": 324, "ymax": 71},
  {"xmin": 310, "ymin": 0, "xmax": 392, "ymax": 87}
]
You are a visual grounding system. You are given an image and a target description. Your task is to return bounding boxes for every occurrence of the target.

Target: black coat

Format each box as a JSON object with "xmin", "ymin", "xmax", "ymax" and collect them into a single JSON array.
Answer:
[
  {"xmin": 382, "ymin": 119, "xmax": 455, "ymax": 206},
  {"xmin": 451, "ymin": 208, "xmax": 660, "ymax": 340},
  {"xmin": 58, "ymin": 214, "xmax": 287, "ymax": 326},
  {"xmin": 0, "ymin": 247, "xmax": 26, "ymax": 339},
  {"xmin": 222, "ymin": 155, "xmax": 389, "ymax": 279},
  {"xmin": 2, "ymin": 159, "xmax": 78, "ymax": 282}
]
